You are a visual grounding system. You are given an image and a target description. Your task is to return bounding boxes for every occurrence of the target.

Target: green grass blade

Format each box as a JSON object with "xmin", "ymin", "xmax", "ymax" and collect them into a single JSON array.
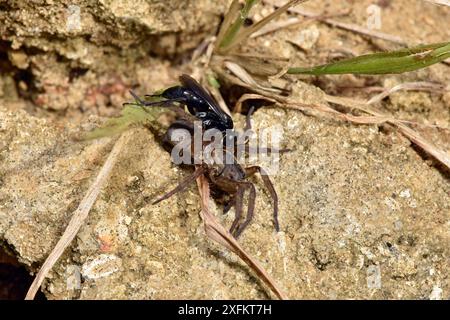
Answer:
[
  {"xmin": 287, "ymin": 42, "xmax": 450, "ymax": 75},
  {"xmin": 83, "ymin": 103, "xmax": 164, "ymax": 140},
  {"xmin": 216, "ymin": 0, "xmax": 241, "ymax": 49},
  {"xmin": 220, "ymin": 0, "xmax": 308, "ymax": 53},
  {"xmin": 218, "ymin": 0, "xmax": 259, "ymax": 50}
]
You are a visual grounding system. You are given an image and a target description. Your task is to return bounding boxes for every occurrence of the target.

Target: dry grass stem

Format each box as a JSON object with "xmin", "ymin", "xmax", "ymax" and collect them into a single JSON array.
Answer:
[
  {"xmin": 25, "ymin": 133, "xmax": 130, "ymax": 300},
  {"xmin": 366, "ymin": 81, "xmax": 448, "ymax": 105},
  {"xmin": 264, "ymin": 0, "xmax": 406, "ymax": 45},
  {"xmin": 216, "ymin": 69, "xmax": 450, "ymax": 170},
  {"xmin": 227, "ymin": 52, "xmax": 290, "ymax": 61},
  {"xmin": 234, "ymin": 93, "xmax": 278, "ymax": 113},
  {"xmin": 324, "ymin": 94, "xmax": 450, "ymax": 169},
  {"xmin": 224, "ymin": 60, "xmax": 284, "ymax": 93},
  {"xmin": 250, "ymin": 10, "xmax": 350, "ymax": 39},
  {"xmin": 250, "ymin": 17, "xmax": 303, "ymax": 38},
  {"xmin": 424, "ymin": 0, "xmax": 450, "ymax": 6},
  {"xmin": 195, "ymin": 172, "xmax": 288, "ymax": 300},
  {"xmin": 205, "ymin": 79, "xmax": 232, "ymax": 116}
]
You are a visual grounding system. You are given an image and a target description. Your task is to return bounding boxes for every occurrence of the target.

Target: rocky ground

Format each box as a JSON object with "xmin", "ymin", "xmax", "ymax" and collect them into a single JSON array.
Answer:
[{"xmin": 0, "ymin": 0, "xmax": 449, "ymax": 299}]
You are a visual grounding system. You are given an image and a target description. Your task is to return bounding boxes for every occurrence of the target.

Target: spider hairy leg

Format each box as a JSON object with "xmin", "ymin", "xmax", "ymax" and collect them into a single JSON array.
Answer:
[
  {"xmin": 152, "ymin": 167, "xmax": 205, "ymax": 205},
  {"xmin": 245, "ymin": 166, "xmax": 280, "ymax": 233}
]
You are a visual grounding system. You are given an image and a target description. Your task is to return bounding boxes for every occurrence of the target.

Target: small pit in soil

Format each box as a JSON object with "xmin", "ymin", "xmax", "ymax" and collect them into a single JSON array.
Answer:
[{"xmin": 0, "ymin": 247, "xmax": 46, "ymax": 300}]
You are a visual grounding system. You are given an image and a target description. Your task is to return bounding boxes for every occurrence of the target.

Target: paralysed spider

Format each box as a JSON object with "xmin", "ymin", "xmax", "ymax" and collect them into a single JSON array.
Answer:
[{"xmin": 128, "ymin": 74, "xmax": 280, "ymax": 238}]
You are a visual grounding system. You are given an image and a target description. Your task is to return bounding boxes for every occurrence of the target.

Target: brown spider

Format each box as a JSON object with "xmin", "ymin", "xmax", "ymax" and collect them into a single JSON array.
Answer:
[
  {"xmin": 128, "ymin": 74, "xmax": 281, "ymax": 238},
  {"xmin": 151, "ymin": 107, "xmax": 280, "ymax": 238}
]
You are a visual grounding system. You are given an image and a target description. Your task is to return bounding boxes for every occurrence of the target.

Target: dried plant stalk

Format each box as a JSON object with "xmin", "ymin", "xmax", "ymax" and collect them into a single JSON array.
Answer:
[
  {"xmin": 250, "ymin": 17, "xmax": 303, "ymax": 38},
  {"xmin": 264, "ymin": 0, "xmax": 406, "ymax": 44},
  {"xmin": 204, "ymin": 79, "xmax": 232, "ymax": 116},
  {"xmin": 366, "ymin": 81, "xmax": 447, "ymax": 105},
  {"xmin": 196, "ymin": 172, "xmax": 288, "ymax": 300},
  {"xmin": 424, "ymin": 0, "xmax": 450, "ymax": 6},
  {"xmin": 324, "ymin": 94, "xmax": 450, "ymax": 169},
  {"xmin": 215, "ymin": 68, "xmax": 450, "ymax": 170},
  {"xmin": 234, "ymin": 93, "xmax": 277, "ymax": 113},
  {"xmin": 224, "ymin": 61, "xmax": 283, "ymax": 93},
  {"xmin": 25, "ymin": 133, "xmax": 130, "ymax": 300}
]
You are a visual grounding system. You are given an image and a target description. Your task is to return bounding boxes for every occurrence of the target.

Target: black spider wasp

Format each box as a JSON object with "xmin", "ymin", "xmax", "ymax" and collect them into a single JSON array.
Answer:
[{"xmin": 128, "ymin": 74, "xmax": 280, "ymax": 238}]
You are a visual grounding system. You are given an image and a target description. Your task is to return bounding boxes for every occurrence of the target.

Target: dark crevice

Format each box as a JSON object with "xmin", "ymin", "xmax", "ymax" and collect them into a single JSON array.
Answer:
[
  {"xmin": 0, "ymin": 40, "xmax": 14, "ymax": 73},
  {"xmin": 218, "ymin": 83, "xmax": 276, "ymax": 116},
  {"xmin": 0, "ymin": 40, "xmax": 40, "ymax": 102},
  {"xmin": 22, "ymin": 45, "xmax": 46, "ymax": 56},
  {"xmin": 0, "ymin": 245, "xmax": 46, "ymax": 300},
  {"xmin": 13, "ymin": 68, "xmax": 37, "ymax": 100},
  {"xmin": 0, "ymin": 2, "xmax": 11, "ymax": 11},
  {"xmin": 69, "ymin": 67, "xmax": 89, "ymax": 82}
]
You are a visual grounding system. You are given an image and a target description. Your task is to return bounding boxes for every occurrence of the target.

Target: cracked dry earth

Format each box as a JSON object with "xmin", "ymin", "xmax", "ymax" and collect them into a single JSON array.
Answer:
[
  {"xmin": 0, "ymin": 0, "xmax": 449, "ymax": 300},
  {"xmin": 1, "ymin": 87, "xmax": 449, "ymax": 299}
]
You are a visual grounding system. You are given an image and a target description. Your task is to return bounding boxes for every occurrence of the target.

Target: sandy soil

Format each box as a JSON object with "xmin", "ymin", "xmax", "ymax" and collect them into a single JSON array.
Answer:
[{"xmin": 0, "ymin": 0, "xmax": 449, "ymax": 299}]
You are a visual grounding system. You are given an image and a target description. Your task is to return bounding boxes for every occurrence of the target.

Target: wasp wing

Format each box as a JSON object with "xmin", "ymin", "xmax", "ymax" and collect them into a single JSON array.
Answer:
[{"xmin": 179, "ymin": 74, "xmax": 231, "ymax": 123}]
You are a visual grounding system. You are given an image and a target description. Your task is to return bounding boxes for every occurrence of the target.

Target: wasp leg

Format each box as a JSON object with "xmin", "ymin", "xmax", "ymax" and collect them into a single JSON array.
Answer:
[
  {"xmin": 129, "ymin": 90, "xmax": 185, "ymax": 107},
  {"xmin": 152, "ymin": 167, "xmax": 204, "ymax": 205},
  {"xmin": 233, "ymin": 182, "xmax": 256, "ymax": 238},
  {"xmin": 245, "ymin": 166, "xmax": 279, "ymax": 232}
]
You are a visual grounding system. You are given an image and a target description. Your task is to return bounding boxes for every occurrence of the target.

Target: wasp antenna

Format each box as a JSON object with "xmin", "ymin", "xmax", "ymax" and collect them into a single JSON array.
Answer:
[
  {"xmin": 129, "ymin": 90, "xmax": 169, "ymax": 107},
  {"xmin": 129, "ymin": 90, "xmax": 145, "ymax": 104}
]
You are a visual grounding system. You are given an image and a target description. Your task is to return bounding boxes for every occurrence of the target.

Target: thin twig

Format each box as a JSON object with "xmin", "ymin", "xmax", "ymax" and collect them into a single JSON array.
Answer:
[
  {"xmin": 250, "ymin": 10, "xmax": 350, "ymax": 39},
  {"xmin": 215, "ymin": 68, "xmax": 450, "ymax": 170},
  {"xmin": 424, "ymin": 0, "xmax": 450, "ymax": 6},
  {"xmin": 25, "ymin": 133, "xmax": 130, "ymax": 300},
  {"xmin": 324, "ymin": 94, "xmax": 450, "ymax": 169},
  {"xmin": 250, "ymin": 17, "xmax": 303, "ymax": 38},
  {"xmin": 263, "ymin": 0, "xmax": 407, "ymax": 45},
  {"xmin": 224, "ymin": 60, "xmax": 284, "ymax": 93},
  {"xmin": 366, "ymin": 81, "xmax": 448, "ymax": 105},
  {"xmin": 234, "ymin": 93, "xmax": 277, "ymax": 113},
  {"xmin": 205, "ymin": 80, "xmax": 232, "ymax": 116}
]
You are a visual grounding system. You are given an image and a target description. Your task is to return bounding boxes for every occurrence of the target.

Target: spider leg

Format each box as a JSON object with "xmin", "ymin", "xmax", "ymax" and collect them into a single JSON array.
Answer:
[
  {"xmin": 261, "ymin": 146, "xmax": 292, "ymax": 154},
  {"xmin": 240, "ymin": 106, "xmax": 291, "ymax": 154},
  {"xmin": 229, "ymin": 186, "xmax": 245, "ymax": 235},
  {"xmin": 240, "ymin": 145, "xmax": 292, "ymax": 155},
  {"xmin": 244, "ymin": 106, "xmax": 255, "ymax": 131},
  {"xmin": 223, "ymin": 197, "xmax": 235, "ymax": 215},
  {"xmin": 233, "ymin": 182, "xmax": 256, "ymax": 238},
  {"xmin": 240, "ymin": 106, "xmax": 291, "ymax": 156},
  {"xmin": 245, "ymin": 166, "xmax": 280, "ymax": 232},
  {"xmin": 152, "ymin": 167, "xmax": 204, "ymax": 205},
  {"xmin": 233, "ymin": 106, "xmax": 255, "ymax": 160}
]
